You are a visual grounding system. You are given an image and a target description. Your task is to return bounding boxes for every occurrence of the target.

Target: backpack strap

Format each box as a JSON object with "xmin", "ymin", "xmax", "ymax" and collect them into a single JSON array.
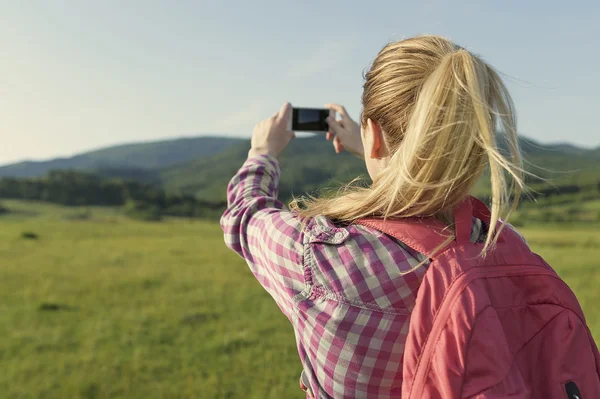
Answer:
[
  {"xmin": 454, "ymin": 196, "xmax": 495, "ymax": 244},
  {"xmin": 356, "ymin": 196, "xmax": 495, "ymax": 259}
]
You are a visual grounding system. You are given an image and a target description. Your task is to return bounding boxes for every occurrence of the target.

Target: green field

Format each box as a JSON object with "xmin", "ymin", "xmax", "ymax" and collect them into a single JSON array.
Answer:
[{"xmin": 1, "ymin": 200, "xmax": 599, "ymax": 399}]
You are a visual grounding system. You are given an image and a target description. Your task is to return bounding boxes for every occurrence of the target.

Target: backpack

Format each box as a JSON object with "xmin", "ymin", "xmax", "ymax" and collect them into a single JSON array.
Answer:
[{"xmin": 357, "ymin": 197, "xmax": 600, "ymax": 398}]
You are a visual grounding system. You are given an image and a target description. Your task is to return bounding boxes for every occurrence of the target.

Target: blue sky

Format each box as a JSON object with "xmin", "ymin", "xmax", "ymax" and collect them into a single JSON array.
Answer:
[{"xmin": 1, "ymin": 0, "xmax": 599, "ymax": 165}]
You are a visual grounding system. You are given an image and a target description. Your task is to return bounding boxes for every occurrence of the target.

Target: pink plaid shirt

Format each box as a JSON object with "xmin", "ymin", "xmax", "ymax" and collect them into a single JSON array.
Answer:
[{"xmin": 220, "ymin": 155, "xmax": 483, "ymax": 398}]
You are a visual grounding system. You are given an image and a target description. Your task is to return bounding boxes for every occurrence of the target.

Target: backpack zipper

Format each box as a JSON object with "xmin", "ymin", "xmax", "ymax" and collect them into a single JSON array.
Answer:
[{"xmin": 409, "ymin": 264, "xmax": 561, "ymax": 398}]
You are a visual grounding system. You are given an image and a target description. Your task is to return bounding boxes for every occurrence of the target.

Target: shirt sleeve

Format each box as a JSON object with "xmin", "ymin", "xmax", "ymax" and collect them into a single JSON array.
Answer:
[{"xmin": 220, "ymin": 154, "xmax": 306, "ymax": 320}]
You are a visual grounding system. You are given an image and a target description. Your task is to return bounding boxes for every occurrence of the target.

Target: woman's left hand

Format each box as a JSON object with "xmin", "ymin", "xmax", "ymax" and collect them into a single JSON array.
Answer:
[
  {"xmin": 325, "ymin": 103, "xmax": 364, "ymax": 159},
  {"xmin": 248, "ymin": 103, "xmax": 295, "ymax": 158}
]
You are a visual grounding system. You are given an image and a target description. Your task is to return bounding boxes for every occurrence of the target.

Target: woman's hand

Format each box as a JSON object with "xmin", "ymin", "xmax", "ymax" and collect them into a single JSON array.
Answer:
[
  {"xmin": 248, "ymin": 102, "xmax": 295, "ymax": 158},
  {"xmin": 325, "ymin": 103, "xmax": 364, "ymax": 159}
]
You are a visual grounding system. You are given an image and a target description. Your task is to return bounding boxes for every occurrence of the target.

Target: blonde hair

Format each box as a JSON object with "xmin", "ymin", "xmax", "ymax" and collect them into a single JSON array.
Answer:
[{"xmin": 291, "ymin": 35, "xmax": 524, "ymax": 253}]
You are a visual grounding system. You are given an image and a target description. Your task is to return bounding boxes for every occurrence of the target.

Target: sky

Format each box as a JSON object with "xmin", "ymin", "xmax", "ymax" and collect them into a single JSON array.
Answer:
[{"xmin": 1, "ymin": 0, "xmax": 599, "ymax": 165}]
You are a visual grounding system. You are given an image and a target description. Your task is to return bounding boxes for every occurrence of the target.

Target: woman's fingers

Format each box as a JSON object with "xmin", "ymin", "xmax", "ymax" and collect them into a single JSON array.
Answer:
[
  {"xmin": 333, "ymin": 136, "xmax": 344, "ymax": 153},
  {"xmin": 326, "ymin": 117, "xmax": 345, "ymax": 136},
  {"xmin": 323, "ymin": 105, "xmax": 364, "ymax": 159},
  {"xmin": 327, "ymin": 117, "xmax": 348, "ymax": 154},
  {"xmin": 325, "ymin": 103, "xmax": 348, "ymax": 116},
  {"xmin": 249, "ymin": 102, "xmax": 295, "ymax": 158},
  {"xmin": 325, "ymin": 103, "xmax": 351, "ymax": 123},
  {"xmin": 276, "ymin": 102, "xmax": 292, "ymax": 126}
]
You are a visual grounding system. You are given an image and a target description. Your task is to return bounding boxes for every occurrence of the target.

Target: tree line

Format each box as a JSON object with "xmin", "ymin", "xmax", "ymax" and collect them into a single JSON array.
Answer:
[
  {"xmin": 1, "ymin": 169, "xmax": 597, "ymax": 222},
  {"xmin": 0, "ymin": 170, "xmax": 226, "ymax": 220}
]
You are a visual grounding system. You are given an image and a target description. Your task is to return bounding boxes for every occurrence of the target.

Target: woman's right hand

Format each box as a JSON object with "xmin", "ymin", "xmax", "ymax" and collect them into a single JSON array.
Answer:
[{"xmin": 325, "ymin": 104, "xmax": 364, "ymax": 159}]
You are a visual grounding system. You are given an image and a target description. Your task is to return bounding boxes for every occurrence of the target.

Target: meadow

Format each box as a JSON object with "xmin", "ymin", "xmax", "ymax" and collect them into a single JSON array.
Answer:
[{"xmin": 1, "ymin": 199, "xmax": 599, "ymax": 399}]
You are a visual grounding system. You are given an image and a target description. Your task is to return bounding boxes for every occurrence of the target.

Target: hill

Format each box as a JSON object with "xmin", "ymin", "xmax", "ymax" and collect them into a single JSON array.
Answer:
[
  {"xmin": 1, "ymin": 133, "xmax": 598, "ymax": 204},
  {"xmin": 159, "ymin": 135, "xmax": 365, "ymax": 202},
  {"xmin": 161, "ymin": 134, "xmax": 600, "ymax": 202},
  {"xmin": 0, "ymin": 136, "xmax": 241, "ymax": 178}
]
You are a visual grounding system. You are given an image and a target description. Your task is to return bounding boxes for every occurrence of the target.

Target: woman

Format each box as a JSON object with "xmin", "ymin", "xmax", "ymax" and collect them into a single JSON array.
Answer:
[{"xmin": 220, "ymin": 35, "xmax": 599, "ymax": 398}]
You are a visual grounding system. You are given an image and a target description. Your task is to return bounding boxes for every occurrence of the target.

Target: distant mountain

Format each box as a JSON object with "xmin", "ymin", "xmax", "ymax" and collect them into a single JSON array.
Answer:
[
  {"xmin": 0, "ymin": 136, "xmax": 242, "ymax": 178},
  {"xmin": 515, "ymin": 137, "xmax": 599, "ymax": 183},
  {"xmin": 160, "ymin": 135, "xmax": 600, "ymax": 202},
  {"xmin": 1, "ymin": 134, "xmax": 597, "ymax": 204},
  {"xmin": 159, "ymin": 135, "xmax": 366, "ymax": 202}
]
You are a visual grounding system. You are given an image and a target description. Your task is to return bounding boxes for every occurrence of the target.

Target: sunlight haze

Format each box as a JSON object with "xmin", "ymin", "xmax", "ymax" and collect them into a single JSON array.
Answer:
[{"xmin": 1, "ymin": 0, "xmax": 599, "ymax": 165}]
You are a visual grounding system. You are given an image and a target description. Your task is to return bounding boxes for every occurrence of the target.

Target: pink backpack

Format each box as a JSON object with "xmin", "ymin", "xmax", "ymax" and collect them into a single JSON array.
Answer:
[{"xmin": 358, "ymin": 197, "xmax": 600, "ymax": 398}]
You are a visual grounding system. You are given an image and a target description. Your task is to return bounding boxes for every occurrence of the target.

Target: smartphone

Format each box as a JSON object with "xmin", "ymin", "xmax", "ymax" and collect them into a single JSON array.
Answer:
[{"xmin": 289, "ymin": 107, "xmax": 333, "ymax": 132}]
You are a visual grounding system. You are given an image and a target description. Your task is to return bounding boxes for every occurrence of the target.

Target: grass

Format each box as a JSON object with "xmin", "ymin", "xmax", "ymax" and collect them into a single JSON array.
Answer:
[
  {"xmin": 1, "ymin": 200, "xmax": 599, "ymax": 398},
  {"xmin": 511, "ymin": 195, "xmax": 600, "ymax": 225}
]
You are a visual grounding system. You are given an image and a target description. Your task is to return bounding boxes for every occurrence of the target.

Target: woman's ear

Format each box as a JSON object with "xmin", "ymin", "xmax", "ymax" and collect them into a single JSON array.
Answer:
[{"xmin": 366, "ymin": 118, "xmax": 387, "ymax": 159}]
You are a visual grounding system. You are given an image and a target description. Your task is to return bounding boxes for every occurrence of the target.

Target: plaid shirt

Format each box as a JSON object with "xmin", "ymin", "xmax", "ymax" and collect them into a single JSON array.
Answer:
[{"xmin": 220, "ymin": 155, "xmax": 483, "ymax": 398}]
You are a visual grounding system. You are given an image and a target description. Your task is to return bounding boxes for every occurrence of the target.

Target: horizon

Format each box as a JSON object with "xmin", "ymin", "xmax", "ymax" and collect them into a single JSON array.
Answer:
[
  {"xmin": 1, "ymin": 131, "xmax": 597, "ymax": 168},
  {"xmin": 2, "ymin": 1, "xmax": 599, "ymax": 165}
]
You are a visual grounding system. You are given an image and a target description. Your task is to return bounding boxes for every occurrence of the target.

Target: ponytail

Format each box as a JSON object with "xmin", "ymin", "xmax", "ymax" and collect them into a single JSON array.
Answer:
[{"xmin": 291, "ymin": 36, "xmax": 524, "ymax": 256}]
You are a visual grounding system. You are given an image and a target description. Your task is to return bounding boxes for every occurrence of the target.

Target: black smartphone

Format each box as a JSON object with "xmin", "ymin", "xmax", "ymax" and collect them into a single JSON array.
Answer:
[{"xmin": 289, "ymin": 107, "xmax": 333, "ymax": 132}]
